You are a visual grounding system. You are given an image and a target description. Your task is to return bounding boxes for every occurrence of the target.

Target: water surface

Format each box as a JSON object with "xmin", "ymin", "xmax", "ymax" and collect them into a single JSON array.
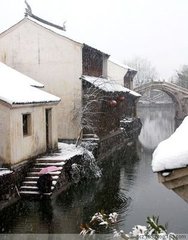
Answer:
[{"xmin": 0, "ymin": 104, "xmax": 188, "ymax": 234}]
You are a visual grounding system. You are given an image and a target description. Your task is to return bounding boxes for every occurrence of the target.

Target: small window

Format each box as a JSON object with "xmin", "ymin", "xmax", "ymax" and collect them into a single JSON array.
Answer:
[{"xmin": 22, "ymin": 114, "xmax": 31, "ymax": 136}]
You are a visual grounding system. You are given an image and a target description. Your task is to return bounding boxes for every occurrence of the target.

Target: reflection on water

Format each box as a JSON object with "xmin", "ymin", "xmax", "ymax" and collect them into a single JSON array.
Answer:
[
  {"xmin": 138, "ymin": 105, "xmax": 175, "ymax": 150},
  {"xmin": 0, "ymin": 105, "xmax": 188, "ymax": 234}
]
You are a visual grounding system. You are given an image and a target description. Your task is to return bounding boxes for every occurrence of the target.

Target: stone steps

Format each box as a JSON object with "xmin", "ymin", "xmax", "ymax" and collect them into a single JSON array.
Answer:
[
  {"xmin": 34, "ymin": 162, "xmax": 66, "ymax": 167},
  {"xmin": 36, "ymin": 158, "xmax": 67, "ymax": 163},
  {"xmin": 27, "ymin": 171, "xmax": 61, "ymax": 176},
  {"xmin": 30, "ymin": 167, "xmax": 62, "ymax": 172},
  {"xmin": 25, "ymin": 175, "xmax": 59, "ymax": 181},
  {"xmin": 19, "ymin": 191, "xmax": 52, "ymax": 196},
  {"xmin": 82, "ymin": 134, "xmax": 99, "ymax": 143},
  {"xmin": 19, "ymin": 154, "xmax": 65, "ymax": 198},
  {"xmin": 83, "ymin": 134, "xmax": 98, "ymax": 137},
  {"xmin": 22, "ymin": 180, "xmax": 57, "ymax": 186},
  {"xmin": 20, "ymin": 185, "xmax": 55, "ymax": 191},
  {"xmin": 82, "ymin": 138, "xmax": 99, "ymax": 142}
]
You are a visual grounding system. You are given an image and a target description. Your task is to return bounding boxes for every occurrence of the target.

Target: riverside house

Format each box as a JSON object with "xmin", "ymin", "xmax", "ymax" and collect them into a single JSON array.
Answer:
[
  {"xmin": 0, "ymin": 62, "xmax": 60, "ymax": 167},
  {"xmin": 0, "ymin": 13, "xmax": 140, "ymax": 142}
]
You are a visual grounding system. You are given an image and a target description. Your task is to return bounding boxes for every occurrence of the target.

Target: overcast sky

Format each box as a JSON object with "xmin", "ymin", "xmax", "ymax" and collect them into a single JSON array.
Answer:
[{"xmin": 0, "ymin": 0, "xmax": 188, "ymax": 79}]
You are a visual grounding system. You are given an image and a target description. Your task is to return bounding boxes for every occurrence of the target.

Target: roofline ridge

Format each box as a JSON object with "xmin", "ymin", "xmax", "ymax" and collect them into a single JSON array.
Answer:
[
  {"xmin": 25, "ymin": 13, "xmax": 66, "ymax": 31},
  {"xmin": 24, "ymin": 0, "xmax": 66, "ymax": 31}
]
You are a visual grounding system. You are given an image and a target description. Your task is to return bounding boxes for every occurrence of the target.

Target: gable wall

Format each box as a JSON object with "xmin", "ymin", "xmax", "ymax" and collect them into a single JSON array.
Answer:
[
  {"xmin": 107, "ymin": 60, "xmax": 128, "ymax": 86},
  {"xmin": 0, "ymin": 19, "xmax": 82, "ymax": 140}
]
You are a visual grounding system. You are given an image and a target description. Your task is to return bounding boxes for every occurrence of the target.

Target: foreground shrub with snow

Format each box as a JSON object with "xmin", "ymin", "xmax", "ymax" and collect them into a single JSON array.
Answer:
[
  {"xmin": 58, "ymin": 143, "xmax": 102, "ymax": 183},
  {"xmin": 80, "ymin": 212, "xmax": 177, "ymax": 240}
]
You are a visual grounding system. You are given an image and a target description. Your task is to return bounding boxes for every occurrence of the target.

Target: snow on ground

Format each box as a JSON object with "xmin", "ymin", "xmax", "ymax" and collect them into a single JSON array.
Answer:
[
  {"xmin": 37, "ymin": 143, "xmax": 92, "ymax": 162},
  {"xmin": 0, "ymin": 169, "xmax": 13, "ymax": 176},
  {"xmin": 152, "ymin": 116, "xmax": 188, "ymax": 172},
  {"xmin": 58, "ymin": 142, "xmax": 85, "ymax": 159}
]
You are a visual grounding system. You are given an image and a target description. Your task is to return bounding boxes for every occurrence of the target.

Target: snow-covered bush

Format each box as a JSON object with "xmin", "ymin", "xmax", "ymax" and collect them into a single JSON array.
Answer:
[{"xmin": 80, "ymin": 213, "xmax": 177, "ymax": 240}]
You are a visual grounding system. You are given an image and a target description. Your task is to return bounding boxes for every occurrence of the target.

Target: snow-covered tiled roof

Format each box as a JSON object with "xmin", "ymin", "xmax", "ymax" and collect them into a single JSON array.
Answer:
[
  {"xmin": 0, "ymin": 62, "xmax": 60, "ymax": 106},
  {"xmin": 0, "ymin": 62, "xmax": 44, "ymax": 88},
  {"xmin": 81, "ymin": 75, "xmax": 141, "ymax": 97}
]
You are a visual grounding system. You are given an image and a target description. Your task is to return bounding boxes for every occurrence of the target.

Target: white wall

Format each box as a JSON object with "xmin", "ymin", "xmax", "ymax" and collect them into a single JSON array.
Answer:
[
  {"xmin": 0, "ymin": 18, "xmax": 82, "ymax": 140},
  {"xmin": 9, "ymin": 104, "xmax": 58, "ymax": 165},
  {"xmin": 107, "ymin": 60, "xmax": 128, "ymax": 86},
  {"xmin": 0, "ymin": 103, "xmax": 11, "ymax": 164},
  {"xmin": 0, "ymin": 102, "xmax": 58, "ymax": 165}
]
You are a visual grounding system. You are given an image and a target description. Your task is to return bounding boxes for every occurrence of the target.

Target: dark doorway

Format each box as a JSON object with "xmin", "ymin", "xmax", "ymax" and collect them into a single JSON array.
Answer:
[{"xmin": 45, "ymin": 109, "xmax": 52, "ymax": 150}]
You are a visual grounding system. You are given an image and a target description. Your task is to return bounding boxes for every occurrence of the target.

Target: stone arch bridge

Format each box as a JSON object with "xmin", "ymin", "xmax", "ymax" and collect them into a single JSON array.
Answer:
[{"xmin": 134, "ymin": 81, "xmax": 188, "ymax": 122}]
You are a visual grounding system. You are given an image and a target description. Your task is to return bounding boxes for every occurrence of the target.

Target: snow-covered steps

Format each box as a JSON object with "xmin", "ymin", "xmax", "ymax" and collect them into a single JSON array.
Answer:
[
  {"xmin": 36, "ymin": 158, "xmax": 67, "ymax": 163},
  {"xmin": 30, "ymin": 167, "xmax": 62, "ymax": 172},
  {"xmin": 22, "ymin": 180, "xmax": 57, "ymax": 186},
  {"xmin": 34, "ymin": 162, "xmax": 66, "ymax": 167},
  {"xmin": 19, "ymin": 154, "xmax": 65, "ymax": 198},
  {"xmin": 23, "ymin": 175, "xmax": 59, "ymax": 183},
  {"xmin": 20, "ymin": 185, "xmax": 54, "ymax": 191},
  {"xmin": 19, "ymin": 142, "xmax": 86, "ymax": 199},
  {"xmin": 27, "ymin": 171, "xmax": 61, "ymax": 176},
  {"xmin": 82, "ymin": 134, "xmax": 99, "ymax": 143},
  {"xmin": 19, "ymin": 191, "xmax": 52, "ymax": 196}
]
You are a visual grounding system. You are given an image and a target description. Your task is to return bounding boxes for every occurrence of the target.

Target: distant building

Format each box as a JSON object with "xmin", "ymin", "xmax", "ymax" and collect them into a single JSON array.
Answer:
[
  {"xmin": 107, "ymin": 58, "xmax": 137, "ymax": 89},
  {"xmin": 0, "ymin": 62, "xmax": 60, "ymax": 166},
  {"xmin": 0, "ymin": 15, "xmax": 139, "ymax": 142}
]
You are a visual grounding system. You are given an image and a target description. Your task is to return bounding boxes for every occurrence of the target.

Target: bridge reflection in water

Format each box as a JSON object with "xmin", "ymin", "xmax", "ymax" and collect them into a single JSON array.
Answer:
[{"xmin": 137, "ymin": 103, "xmax": 175, "ymax": 150}]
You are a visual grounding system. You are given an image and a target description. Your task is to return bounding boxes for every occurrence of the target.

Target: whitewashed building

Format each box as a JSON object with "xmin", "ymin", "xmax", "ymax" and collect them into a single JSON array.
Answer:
[
  {"xmin": 0, "ymin": 17, "xmax": 82, "ymax": 141},
  {"xmin": 107, "ymin": 58, "xmax": 137, "ymax": 89},
  {"xmin": 0, "ymin": 62, "xmax": 60, "ymax": 166},
  {"xmin": 0, "ymin": 14, "xmax": 139, "ymax": 141}
]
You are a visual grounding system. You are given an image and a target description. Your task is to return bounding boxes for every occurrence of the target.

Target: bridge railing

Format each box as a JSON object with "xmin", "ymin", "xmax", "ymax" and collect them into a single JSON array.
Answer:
[{"xmin": 134, "ymin": 81, "xmax": 188, "ymax": 95}]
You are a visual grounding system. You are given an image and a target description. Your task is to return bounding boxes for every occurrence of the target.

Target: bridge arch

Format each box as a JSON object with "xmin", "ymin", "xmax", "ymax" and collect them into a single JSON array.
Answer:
[{"xmin": 134, "ymin": 81, "xmax": 188, "ymax": 122}]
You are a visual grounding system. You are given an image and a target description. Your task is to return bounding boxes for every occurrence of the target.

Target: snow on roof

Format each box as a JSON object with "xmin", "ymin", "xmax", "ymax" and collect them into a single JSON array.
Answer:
[
  {"xmin": 81, "ymin": 75, "xmax": 141, "ymax": 97},
  {"xmin": 0, "ymin": 62, "xmax": 44, "ymax": 88},
  {"xmin": 152, "ymin": 116, "xmax": 188, "ymax": 172},
  {"xmin": 0, "ymin": 62, "xmax": 60, "ymax": 105},
  {"xmin": 109, "ymin": 58, "xmax": 137, "ymax": 72}
]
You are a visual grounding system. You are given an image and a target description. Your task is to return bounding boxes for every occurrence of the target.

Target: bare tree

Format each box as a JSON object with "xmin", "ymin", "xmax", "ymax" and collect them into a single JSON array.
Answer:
[
  {"xmin": 124, "ymin": 57, "xmax": 158, "ymax": 87},
  {"xmin": 73, "ymin": 77, "xmax": 127, "ymax": 146},
  {"xmin": 73, "ymin": 79, "xmax": 108, "ymax": 146},
  {"xmin": 173, "ymin": 65, "xmax": 188, "ymax": 89}
]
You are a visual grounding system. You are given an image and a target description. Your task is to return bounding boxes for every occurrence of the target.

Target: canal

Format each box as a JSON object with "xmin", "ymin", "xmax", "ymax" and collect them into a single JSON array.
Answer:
[{"xmin": 0, "ymin": 104, "xmax": 188, "ymax": 234}]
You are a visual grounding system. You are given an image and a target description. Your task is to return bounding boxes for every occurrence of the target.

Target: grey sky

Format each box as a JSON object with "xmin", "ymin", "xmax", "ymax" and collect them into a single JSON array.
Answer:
[{"xmin": 1, "ymin": 0, "xmax": 188, "ymax": 79}]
